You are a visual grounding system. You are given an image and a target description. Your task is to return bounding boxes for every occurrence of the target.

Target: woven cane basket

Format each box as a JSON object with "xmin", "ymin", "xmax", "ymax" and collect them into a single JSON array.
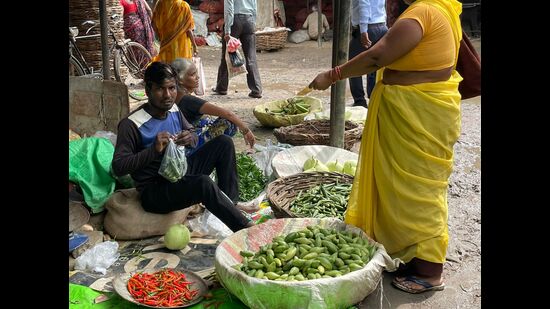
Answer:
[
  {"xmin": 273, "ymin": 120, "xmax": 363, "ymax": 150},
  {"xmin": 256, "ymin": 28, "xmax": 288, "ymax": 51},
  {"xmin": 267, "ymin": 171, "xmax": 354, "ymax": 218}
]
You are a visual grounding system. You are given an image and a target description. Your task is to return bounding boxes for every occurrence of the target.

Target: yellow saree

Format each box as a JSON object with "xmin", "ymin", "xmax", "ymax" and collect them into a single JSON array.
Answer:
[
  {"xmin": 344, "ymin": 0, "xmax": 463, "ymax": 264},
  {"xmin": 151, "ymin": 0, "xmax": 194, "ymax": 63}
]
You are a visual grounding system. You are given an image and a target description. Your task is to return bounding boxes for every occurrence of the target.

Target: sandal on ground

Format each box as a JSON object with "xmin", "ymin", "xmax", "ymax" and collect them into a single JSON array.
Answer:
[{"xmin": 392, "ymin": 275, "xmax": 445, "ymax": 294}]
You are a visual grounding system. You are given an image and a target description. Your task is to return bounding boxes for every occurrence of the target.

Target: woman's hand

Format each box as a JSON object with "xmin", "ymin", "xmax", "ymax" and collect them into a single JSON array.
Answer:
[
  {"xmin": 174, "ymin": 130, "xmax": 195, "ymax": 146},
  {"xmin": 154, "ymin": 132, "xmax": 172, "ymax": 153},
  {"xmin": 242, "ymin": 128, "xmax": 256, "ymax": 149},
  {"xmin": 309, "ymin": 70, "xmax": 333, "ymax": 90}
]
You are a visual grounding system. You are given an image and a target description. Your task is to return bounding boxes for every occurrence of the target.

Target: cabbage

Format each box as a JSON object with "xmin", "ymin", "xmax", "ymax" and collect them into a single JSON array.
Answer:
[{"xmin": 164, "ymin": 224, "xmax": 190, "ymax": 250}]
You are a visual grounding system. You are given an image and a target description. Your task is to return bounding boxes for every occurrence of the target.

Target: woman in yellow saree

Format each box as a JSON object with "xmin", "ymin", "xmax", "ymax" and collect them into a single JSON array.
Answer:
[
  {"xmin": 151, "ymin": 0, "xmax": 197, "ymax": 63},
  {"xmin": 309, "ymin": 0, "xmax": 463, "ymax": 294}
]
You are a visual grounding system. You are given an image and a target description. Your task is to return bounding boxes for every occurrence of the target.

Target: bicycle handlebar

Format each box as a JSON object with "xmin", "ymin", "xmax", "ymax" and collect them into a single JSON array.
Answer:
[{"xmin": 76, "ymin": 14, "xmax": 122, "ymax": 36}]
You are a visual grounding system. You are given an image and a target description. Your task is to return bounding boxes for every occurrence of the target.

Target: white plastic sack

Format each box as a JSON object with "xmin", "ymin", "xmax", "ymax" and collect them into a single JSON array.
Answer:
[
  {"xmin": 215, "ymin": 218, "xmax": 401, "ymax": 309},
  {"xmin": 271, "ymin": 145, "xmax": 359, "ymax": 178},
  {"xmin": 74, "ymin": 241, "xmax": 120, "ymax": 275},
  {"xmin": 304, "ymin": 106, "xmax": 369, "ymax": 125},
  {"xmin": 205, "ymin": 32, "xmax": 222, "ymax": 47},
  {"xmin": 191, "ymin": 9, "xmax": 209, "ymax": 37},
  {"xmin": 288, "ymin": 29, "xmax": 310, "ymax": 44}
]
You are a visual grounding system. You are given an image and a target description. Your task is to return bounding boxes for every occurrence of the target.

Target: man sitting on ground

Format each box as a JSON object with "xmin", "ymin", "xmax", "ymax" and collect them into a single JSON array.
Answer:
[
  {"xmin": 112, "ymin": 62, "xmax": 252, "ymax": 232},
  {"xmin": 302, "ymin": 4, "xmax": 330, "ymax": 41}
]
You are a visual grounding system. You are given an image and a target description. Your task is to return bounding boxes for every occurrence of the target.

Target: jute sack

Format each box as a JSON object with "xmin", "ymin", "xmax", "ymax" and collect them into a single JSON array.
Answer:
[{"xmin": 104, "ymin": 188, "xmax": 192, "ymax": 240}]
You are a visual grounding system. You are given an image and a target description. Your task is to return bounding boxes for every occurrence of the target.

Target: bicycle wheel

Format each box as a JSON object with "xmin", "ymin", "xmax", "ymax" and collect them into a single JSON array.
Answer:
[
  {"xmin": 115, "ymin": 42, "xmax": 152, "ymax": 100},
  {"xmin": 119, "ymin": 42, "xmax": 152, "ymax": 81},
  {"xmin": 69, "ymin": 56, "xmax": 86, "ymax": 76}
]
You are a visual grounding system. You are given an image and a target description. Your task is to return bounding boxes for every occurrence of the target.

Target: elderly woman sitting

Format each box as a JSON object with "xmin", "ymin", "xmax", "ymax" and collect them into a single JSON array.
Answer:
[{"xmin": 171, "ymin": 58, "xmax": 256, "ymax": 156}]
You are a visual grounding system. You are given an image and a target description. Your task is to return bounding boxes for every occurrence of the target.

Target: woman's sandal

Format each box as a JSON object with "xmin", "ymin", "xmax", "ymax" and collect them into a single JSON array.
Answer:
[{"xmin": 392, "ymin": 275, "xmax": 445, "ymax": 294}]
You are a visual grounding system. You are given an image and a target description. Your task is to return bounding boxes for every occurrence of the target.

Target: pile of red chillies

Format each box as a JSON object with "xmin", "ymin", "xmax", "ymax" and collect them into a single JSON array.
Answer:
[{"xmin": 127, "ymin": 269, "xmax": 199, "ymax": 307}]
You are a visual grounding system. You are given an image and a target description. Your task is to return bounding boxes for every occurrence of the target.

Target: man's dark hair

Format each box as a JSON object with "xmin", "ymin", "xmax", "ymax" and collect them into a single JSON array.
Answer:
[{"xmin": 144, "ymin": 62, "xmax": 178, "ymax": 91}]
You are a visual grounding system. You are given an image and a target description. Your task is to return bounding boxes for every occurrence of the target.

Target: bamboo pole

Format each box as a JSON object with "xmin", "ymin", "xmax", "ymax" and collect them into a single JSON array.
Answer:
[
  {"xmin": 329, "ymin": 0, "xmax": 351, "ymax": 149},
  {"xmin": 317, "ymin": 0, "xmax": 322, "ymax": 47},
  {"xmin": 99, "ymin": 0, "xmax": 110, "ymax": 79}
]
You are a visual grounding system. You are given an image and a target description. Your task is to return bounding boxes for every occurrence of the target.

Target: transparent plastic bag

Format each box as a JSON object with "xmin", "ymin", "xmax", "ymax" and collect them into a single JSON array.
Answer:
[
  {"xmin": 192, "ymin": 57, "xmax": 206, "ymax": 96},
  {"xmin": 227, "ymin": 36, "xmax": 242, "ymax": 53},
  {"xmin": 225, "ymin": 48, "xmax": 247, "ymax": 79},
  {"xmin": 187, "ymin": 209, "xmax": 233, "ymax": 240},
  {"xmin": 236, "ymin": 191, "xmax": 266, "ymax": 213},
  {"xmin": 158, "ymin": 139, "xmax": 187, "ymax": 183},
  {"xmin": 228, "ymin": 51, "xmax": 244, "ymax": 67},
  {"xmin": 93, "ymin": 130, "xmax": 117, "ymax": 146},
  {"xmin": 74, "ymin": 241, "xmax": 120, "ymax": 275},
  {"xmin": 252, "ymin": 139, "xmax": 292, "ymax": 181}
]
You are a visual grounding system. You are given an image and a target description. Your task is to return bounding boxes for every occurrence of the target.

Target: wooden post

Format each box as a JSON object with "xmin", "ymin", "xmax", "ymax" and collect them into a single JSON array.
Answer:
[
  {"xmin": 317, "ymin": 0, "xmax": 322, "ymax": 47},
  {"xmin": 99, "ymin": 0, "xmax": 110, "ymax": 80},
  {"xmin": 329, "ymin": 0, "xmax": 351, "ymax": 149}
]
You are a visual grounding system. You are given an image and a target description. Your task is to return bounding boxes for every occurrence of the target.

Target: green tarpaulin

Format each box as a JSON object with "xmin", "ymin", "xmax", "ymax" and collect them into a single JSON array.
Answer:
[
  {"xmin": 69, "ymin": 138, "xmax": 116, "ymax": 213},
  {"xmin": 69, "ymin": 283, "xmax": 247, "ymax": 308}
]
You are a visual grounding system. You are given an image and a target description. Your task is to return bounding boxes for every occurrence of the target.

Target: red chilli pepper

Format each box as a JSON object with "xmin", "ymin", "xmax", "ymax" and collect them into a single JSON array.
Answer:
[{"xmin": 127, "ymin": 269, "xmax": 199, "ymax": 307}]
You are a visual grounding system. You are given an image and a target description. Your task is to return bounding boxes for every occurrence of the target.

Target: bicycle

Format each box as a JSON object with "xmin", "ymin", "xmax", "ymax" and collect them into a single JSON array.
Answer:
[{"xmin": 69, "ymin": 14, "xmax": 152, "ymax": 100}]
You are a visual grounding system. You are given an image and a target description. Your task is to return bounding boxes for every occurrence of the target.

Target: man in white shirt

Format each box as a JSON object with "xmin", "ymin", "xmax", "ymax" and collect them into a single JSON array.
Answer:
[
  {"xmin": 349, "ymin": 0, "xmax": 388, "ymax": 107},
  {"xmin": 213, "ymin": 0, "xmax": 263, "ymax": 99}
]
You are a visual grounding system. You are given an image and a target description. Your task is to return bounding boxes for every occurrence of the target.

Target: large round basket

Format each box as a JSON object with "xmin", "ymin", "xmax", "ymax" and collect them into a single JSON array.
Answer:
[
  {"xmin": 253, "ymin": 96, "xmax": 323, "ymax": 128},
  {"xmin": 266, "ymin": 171, "xmax": 354, "ymax": 218},
  {"xmin": 256, "ymin": 27, "xmax": 288, "ymax": 51},
  {"xmin": 215, "ymin": 218, "xmax": 401, "ymax": 309},
  {"xmin": 273, "ymin": 119, "xmax": 363, "ymax": 150}
]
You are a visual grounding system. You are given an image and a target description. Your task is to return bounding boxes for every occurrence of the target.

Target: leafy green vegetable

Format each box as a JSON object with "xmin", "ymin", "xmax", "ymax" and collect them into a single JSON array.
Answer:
[{"xmin": 237, "ymin": 153, "xmax": 267, "ymax": 201}]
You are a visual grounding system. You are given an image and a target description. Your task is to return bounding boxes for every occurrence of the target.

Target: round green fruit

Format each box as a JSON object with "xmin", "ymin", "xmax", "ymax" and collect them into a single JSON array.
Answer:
[{"xmin": 164, "ymin": 224, "xmax": 190, "ymax": 250}]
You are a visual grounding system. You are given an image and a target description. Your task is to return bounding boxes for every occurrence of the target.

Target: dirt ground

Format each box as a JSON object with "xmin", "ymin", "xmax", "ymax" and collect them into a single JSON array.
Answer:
[{"xmin": 130, "ymin": 38, "xmax": 482, "ymax": 308}]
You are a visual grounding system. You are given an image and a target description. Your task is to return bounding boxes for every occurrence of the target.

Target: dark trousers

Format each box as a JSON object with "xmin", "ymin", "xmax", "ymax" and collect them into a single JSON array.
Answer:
[
  {"xmin": 140, "ymin": 135, "xmax": 249, "ymax": 232},
  {"xmin": 348, "ymin": 23, "xmax": 388, "ymax": 106},
  {"xmin": 215, "ymin": 14, "xmax": 262, "ymax": 95}
]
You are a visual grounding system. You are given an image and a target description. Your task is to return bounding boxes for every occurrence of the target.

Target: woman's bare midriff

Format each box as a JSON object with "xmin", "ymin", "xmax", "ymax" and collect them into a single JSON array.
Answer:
[{"xmin": 382, "ymin": 67, "xmax": 453, "ymax": 86}]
